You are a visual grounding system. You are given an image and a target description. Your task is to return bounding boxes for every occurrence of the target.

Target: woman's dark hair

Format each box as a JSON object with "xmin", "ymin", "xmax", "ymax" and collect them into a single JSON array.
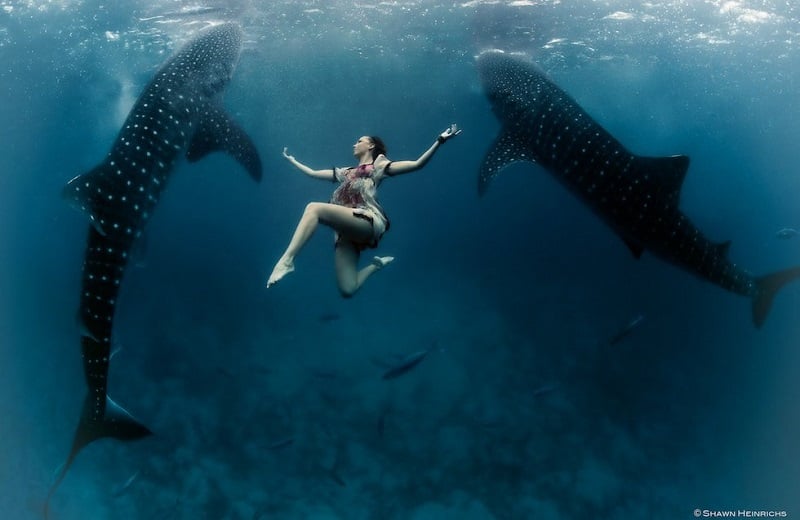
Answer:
[{"xmin": 368, "ymin": 136, "xmax": 387, "ymax": 160}]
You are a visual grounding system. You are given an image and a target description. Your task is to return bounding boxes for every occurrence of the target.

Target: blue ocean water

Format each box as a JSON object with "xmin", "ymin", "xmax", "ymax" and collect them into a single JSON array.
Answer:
[{"xmin": 1, "ymin": 1, "xmax": 799, "ymax": 518}]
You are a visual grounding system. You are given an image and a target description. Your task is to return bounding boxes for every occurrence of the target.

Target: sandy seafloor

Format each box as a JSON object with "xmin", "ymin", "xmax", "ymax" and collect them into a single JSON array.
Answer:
[{"xmin": 1, "ymin": 1, "xmax": 799, "ymax": 519}]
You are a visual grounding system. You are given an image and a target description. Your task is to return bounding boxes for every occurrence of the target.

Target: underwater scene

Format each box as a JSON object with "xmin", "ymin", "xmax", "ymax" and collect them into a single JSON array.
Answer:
[{"xmin": 1, "ymin": 1, "xmax": 799, "ymax": 518}]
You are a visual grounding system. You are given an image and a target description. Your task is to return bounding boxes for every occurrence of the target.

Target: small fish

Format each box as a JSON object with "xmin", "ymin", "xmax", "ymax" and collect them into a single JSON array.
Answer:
[
  {"xmin": 111, "ymin": 470, "xmax": 139, "ymax": 498},
  {"xmin": 328, "ymin": 470, "xmax": 347, "ymax": 488},
  {"xmin": 318, "ymin": 312, "xmax": 341, "ymax": 323},
  {"xmin": 381, "ymin": 349, "xmax": 431, "ymax": 380},
  {"xmin": 531, "ymin": 384, "xmax": 558, "ymax": 397},
  {"xmin": 377, "ymin": 412, "xmax": 386, "ymax": 438},
  {"xmin": 776, "ymin": 228, "xmax": 800, "ymax": 239},
  {"xmin": 606, "ymin": 314, "xmax": 645, "ymax": 346}
]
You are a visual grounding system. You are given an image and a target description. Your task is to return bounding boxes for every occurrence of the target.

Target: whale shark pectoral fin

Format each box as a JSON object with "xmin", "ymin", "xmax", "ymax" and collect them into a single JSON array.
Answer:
[
  {"xmin": 634, "ymin": 154, "xmax": 690, "ymax": 206},
  {"xmin": 478, "ymin": 127, "xmax": 534, "ymax": 196},
  {"xmin": 186, "ymin": 103, "xmax": 263, "ymax": 182},
  {"xmin": 45, "ymin": 394, "xmax": 152, "ymax": 518},
  {"xmin": 62, "ymin": 166, "xmax": 110, "ymax": 236}
]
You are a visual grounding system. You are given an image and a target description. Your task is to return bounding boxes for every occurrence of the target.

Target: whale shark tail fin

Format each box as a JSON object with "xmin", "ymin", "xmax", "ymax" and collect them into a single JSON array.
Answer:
[
  {"xmin": 752, "ymin": 266, "xmax": 800, "ymax": 328},
  {"xmin": 44, "ymin": 395, "xmax": 152, "ymax": 519}
]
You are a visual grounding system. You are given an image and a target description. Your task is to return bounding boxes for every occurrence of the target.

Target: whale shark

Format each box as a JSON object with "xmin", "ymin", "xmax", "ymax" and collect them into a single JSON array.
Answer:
[
  {"xmin": 47, "ymin": 23, "xmax": 262, "ymax": 515},
  {"xmin": 476, "ymin": 49, "xmax": 800, "ymax": 327}
]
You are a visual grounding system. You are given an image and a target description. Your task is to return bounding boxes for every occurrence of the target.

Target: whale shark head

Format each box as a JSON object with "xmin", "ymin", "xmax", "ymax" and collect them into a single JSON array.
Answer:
[
  {"xmin": 476, "ymin": 49, "xmax": 539, "ymax": 120},
  {"xmin": 167, "ymin": 23, "xmax": 243, "ymax": 98}
]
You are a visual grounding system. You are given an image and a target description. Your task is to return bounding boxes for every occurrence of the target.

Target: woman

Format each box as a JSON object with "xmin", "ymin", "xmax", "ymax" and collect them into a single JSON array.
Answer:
[{"xmin": 267, "ymin": 123, "xmax": 461, "ymax": 297}]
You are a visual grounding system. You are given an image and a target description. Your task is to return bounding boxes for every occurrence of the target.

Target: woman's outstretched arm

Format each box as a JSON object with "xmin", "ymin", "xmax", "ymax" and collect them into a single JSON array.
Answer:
[
  {"xmin": 283, "ymin": 147, "xmax": 336, "ymax": 181},
  {"xmin": 382, "ymin": 124, "xmax": 461, "ymax": 177}
]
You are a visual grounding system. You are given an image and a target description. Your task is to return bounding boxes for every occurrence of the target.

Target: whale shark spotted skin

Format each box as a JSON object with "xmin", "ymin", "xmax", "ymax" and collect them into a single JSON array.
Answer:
[
  {"xmin": 47, "ymin": 23, "xmax": 261, "ymax": 514},
  {"xmin": 476, "ymin": 49, "xmax": 800, "ymax": 327}
]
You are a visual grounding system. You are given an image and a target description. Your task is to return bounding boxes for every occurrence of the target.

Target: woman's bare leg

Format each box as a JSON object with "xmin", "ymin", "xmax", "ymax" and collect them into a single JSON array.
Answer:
[
  {"xmin": 267, "ymin": 202, "xmax": 373, "ymax": 287},
  {"xmin": 334, "ymin": 241, "xmax": 395, "ymax": 298}
]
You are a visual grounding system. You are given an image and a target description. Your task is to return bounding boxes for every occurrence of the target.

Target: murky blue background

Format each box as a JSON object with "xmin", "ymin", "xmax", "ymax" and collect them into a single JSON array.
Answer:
[{"xmin": 1, "ymin": 1, "xmax": 799, "ymax": 518}]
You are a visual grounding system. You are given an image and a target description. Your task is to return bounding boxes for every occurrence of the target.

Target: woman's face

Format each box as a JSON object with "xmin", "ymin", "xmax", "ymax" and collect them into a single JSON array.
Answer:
[{"xmin": 353, "ymin": 136, "xmax": 373, "ymax": 157}]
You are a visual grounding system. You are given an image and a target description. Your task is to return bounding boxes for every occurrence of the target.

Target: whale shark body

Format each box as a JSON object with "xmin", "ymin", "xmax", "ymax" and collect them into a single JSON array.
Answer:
[
  {"xmin": 476, "ymin": 50, "xmax": 800, "ymax": 327},
  {"xmin": 47, "ymin": 23, "xmax": 261, "ymax": 514}
]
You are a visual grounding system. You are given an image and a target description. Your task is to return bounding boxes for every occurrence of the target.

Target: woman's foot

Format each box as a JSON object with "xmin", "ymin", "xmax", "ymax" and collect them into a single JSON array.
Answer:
[
  {"xmin": 267, "ymin": 258, "xmax": 295, "ymax": 287},
  {"xmin": 372, "ymin": 256, "xmax": 395, "ymax": 269}
]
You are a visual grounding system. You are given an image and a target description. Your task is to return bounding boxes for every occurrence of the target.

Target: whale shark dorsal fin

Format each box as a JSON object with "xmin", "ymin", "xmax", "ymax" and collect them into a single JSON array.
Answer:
[
  {"xmin": 186, "ymin": 103, "xmax": 263, "ymax": 182},
  {"xmin": 62, "ymin": 165, "xmax": 111, "ymax": 236},
  {"xmin": 478, "ymin": 126, "xmax": 534, "ymax": 196},
  {"xmin": 716, "ymin": 240, "xmax": 732, "ymax": 258},
  {"xmin": 634, "ymin": 154, "xmax": 690, "ymax": 207}
]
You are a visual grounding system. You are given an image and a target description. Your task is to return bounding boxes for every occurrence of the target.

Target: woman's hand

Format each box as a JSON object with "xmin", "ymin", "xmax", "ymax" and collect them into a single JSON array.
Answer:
[
  {"xmin": 282, "ymin": 147, "xmax": 294, "ymax": 161},
  {"xmin": 438, "ymin": 123, "xmax": 462, "ymax": 143}
]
